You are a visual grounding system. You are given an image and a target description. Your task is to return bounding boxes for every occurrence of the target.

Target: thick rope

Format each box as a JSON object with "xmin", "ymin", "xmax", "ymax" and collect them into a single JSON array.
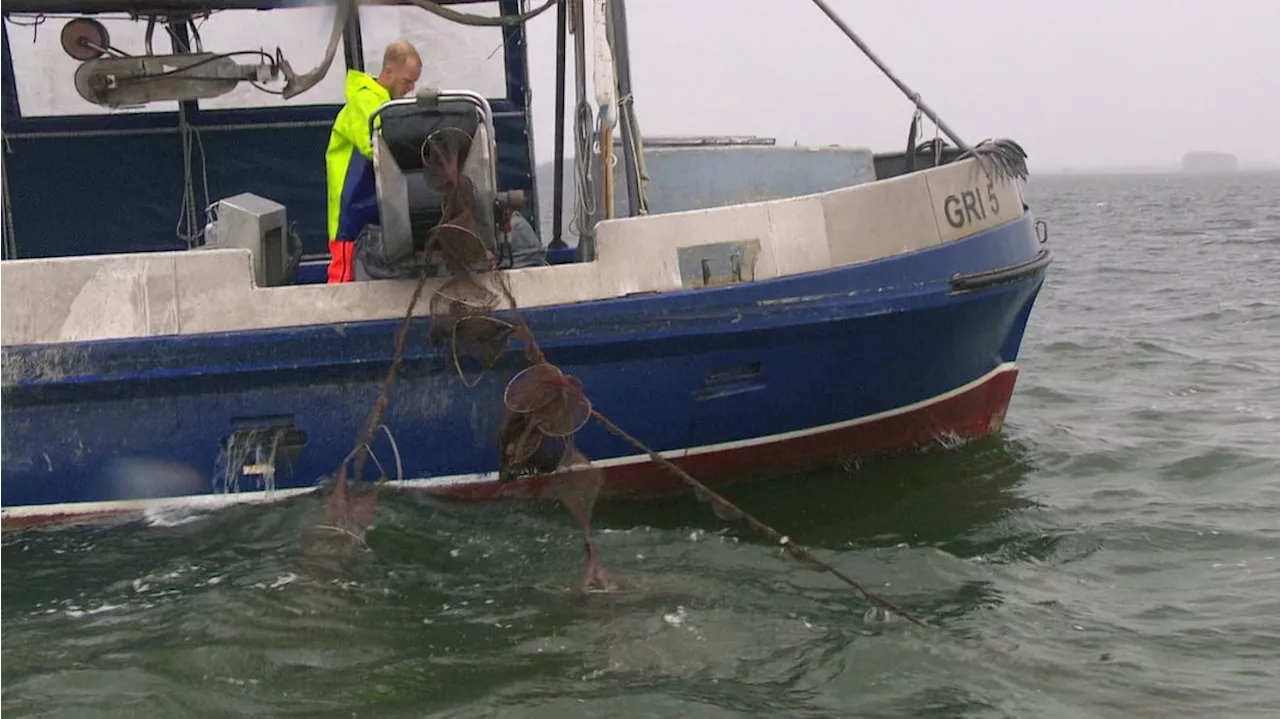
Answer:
[
  {"xmin": 569, "ymin": 0, "xmax": 597, "ymax": 249},
  {"xmin": 588, "ymin": 410, "xmax": 931, "ymax": 627},
  {"xmin": 340, "ymin": 270, "xmax": 432, "ymax": 486}
]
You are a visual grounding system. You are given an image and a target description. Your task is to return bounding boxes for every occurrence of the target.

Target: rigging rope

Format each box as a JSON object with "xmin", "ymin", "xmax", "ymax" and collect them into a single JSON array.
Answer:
[
  {"xmin": 568, "ymin": 0, "xmax": 597, "ymax": 250},
  {"xmin": 617, "ymin": 92, "xmax": 650, "ymax": 215},
  {"xmin": 571, "ymin": 98, "xmax": 597, "ymax": 241},
  {"xmin": 805, "ymin": 0, "xmax": 969, "ymax": 153},
  {"xmin": 174, "ymin": 103, "xmax": 211, "ymax": 249}
]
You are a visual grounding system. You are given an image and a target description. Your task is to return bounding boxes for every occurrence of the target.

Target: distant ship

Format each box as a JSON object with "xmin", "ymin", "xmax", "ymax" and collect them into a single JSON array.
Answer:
[{"xmin": 1182, "ymin": 151, "xmax": 1239, "ymax": 173}]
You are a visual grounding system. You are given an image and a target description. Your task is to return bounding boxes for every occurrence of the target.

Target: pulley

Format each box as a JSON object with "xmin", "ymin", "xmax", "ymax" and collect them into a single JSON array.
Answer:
[{"xmin": 60, "ymin": 17, "xmax": 110, "ymax": 61}]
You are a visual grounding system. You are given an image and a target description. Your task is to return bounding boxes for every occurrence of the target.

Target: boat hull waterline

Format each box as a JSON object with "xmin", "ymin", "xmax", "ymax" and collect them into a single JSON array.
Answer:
[{"xmin": 1, "ymin": 217, "xmax": 1050, "ymax": 531}]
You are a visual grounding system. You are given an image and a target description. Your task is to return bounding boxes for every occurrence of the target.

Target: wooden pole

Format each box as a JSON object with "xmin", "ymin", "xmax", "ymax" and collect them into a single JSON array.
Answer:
[{"xmin": 599, "ymin": 118, "xmax": 615, "ymax": 220}]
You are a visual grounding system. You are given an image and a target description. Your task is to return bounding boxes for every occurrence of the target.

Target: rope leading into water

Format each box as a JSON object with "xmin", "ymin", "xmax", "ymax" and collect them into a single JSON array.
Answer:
[
  {"xmin": 338, "ymin": 270, "xmax": 432, "ymax": 488},
  {"xmin": 588, "ymin": 410, "xmax": 931, "ymax": 628},
  {"xmin": 331, "ymin": 262, "xmax": 931, "ymax": 628},
  {"xmin": 326, "ymin": 104, "xmax": 933, "ymax": 626}
]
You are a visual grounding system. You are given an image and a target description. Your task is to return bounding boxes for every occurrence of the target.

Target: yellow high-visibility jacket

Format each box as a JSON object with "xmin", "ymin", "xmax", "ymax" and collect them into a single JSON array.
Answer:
[{"xmin": 325, "ymin": 70, "xmax": 390, "ymax": 282}]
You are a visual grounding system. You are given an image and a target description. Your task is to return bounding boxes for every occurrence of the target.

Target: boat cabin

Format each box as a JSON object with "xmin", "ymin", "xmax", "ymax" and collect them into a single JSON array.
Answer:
[
  {"xmin": 0, "ymin": 0, "xmax": 542, "ymax": 283},
  {"xmin": 1, "ymin": 0, "xmax": 983, "ymax": 292}
]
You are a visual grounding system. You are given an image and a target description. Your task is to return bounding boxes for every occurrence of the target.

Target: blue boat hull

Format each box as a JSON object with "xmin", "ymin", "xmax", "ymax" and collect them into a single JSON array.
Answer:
[{"xmin": 1, "ymin": 215, "xmax": 1049, "ymax": 528}]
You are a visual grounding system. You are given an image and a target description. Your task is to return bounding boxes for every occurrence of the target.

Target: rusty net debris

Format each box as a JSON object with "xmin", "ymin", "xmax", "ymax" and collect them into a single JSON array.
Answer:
[
  {"xmin": 319, "ymin": 122, "xmax": 929, "ymax": 623},
  {"xmin": 413, "ymin": 125, "xmax": 594, "ymax": 486}
]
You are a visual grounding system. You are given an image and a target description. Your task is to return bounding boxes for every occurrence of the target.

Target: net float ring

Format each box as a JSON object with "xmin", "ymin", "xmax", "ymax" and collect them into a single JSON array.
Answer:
[
  {"xmin": 427, "ymin": 222, "xmax": 492, "ymax": 272},
  {"xmin": 431, "ymin": 275, "xmax": 499, "ymax": 316},
  {"xmin": 450, "ymin": 314, "xmax": 516, "ymax": 388},
  {"xmin": 420, "ymin": 127, "xmax": 474, "ymax": 191},
  {"xmin": 503, "ymin": 363, "xmax": 591, "ymax": 437},
  {"xmin": 504, "ymin": 363, "xmax": 564, "ymax": 414}
]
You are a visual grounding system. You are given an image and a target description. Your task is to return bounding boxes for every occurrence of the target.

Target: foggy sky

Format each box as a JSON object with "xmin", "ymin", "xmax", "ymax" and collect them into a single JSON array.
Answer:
[
  {"xmin": 6, "ymin": 0, "xmax": 1277, "ymax": 172},
  {"xmin": 519, "ymin": 0, "xmax": 1280, "ymax": 171}
]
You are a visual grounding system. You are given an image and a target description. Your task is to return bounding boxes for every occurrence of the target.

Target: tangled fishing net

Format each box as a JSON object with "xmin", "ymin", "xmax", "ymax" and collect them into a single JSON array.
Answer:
[
  {"xmin": 413, "ymin": 125, "xmax": 598, "ymax": 487},
  {"xmin": 319, "ymin": 118, "xmax": 932, "ymax": 617}
]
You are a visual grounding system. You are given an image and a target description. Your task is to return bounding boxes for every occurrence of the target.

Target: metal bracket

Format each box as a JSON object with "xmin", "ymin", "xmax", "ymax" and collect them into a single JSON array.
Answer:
[{"xmin": 677, "ymin": 239, "xmax": 761, "ymax": 289}]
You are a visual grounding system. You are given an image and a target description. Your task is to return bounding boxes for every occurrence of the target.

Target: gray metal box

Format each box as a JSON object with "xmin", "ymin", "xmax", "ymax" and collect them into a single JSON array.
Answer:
[{"xmin": 213, "ymin": 192, "xmax": 290, "ymax": 287}]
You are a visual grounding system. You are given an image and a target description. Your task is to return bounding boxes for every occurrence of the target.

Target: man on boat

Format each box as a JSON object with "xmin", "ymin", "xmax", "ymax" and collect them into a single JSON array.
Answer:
[{"xmin": 325, "ymin": 41, "xmax": 423, "ymax": 283}]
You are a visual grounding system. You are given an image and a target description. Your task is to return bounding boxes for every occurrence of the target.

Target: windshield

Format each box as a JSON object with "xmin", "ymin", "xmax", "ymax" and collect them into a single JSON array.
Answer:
[{"xmin": 1, "ymin": 1, "xmax": 510, "ymax": 118}]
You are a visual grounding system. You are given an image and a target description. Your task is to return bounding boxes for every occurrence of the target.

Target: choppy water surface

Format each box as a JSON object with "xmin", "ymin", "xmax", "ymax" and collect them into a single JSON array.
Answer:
[{"xmin": 4, "ymin": 172, "xmax": 1279, "ymax": 718}]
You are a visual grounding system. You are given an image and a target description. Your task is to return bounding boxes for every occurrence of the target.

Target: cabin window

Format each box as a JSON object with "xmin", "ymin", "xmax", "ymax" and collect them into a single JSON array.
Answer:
[
  {"xmin": 191, "ymin": 7, "xmax": 348, "ymax": 110},
  {"xmin": 358, "ymin": 3, "xmax": 509, "ymax": 101},
  {"xmin": 3, "ymin": 14, "xmax": 181, "ymax": 116}
]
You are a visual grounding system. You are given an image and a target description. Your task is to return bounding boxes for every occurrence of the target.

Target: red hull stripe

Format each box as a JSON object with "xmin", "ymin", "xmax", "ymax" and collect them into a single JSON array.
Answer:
[{"xmin": 1, "ymin": 364, "xmax": 1018, "ymax": 531}]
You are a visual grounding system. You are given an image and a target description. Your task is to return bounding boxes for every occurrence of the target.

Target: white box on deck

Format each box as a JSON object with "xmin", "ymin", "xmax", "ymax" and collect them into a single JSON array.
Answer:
[{"xmin": 213, "ymin": 192, "xmax": 289, "ymax": 288}]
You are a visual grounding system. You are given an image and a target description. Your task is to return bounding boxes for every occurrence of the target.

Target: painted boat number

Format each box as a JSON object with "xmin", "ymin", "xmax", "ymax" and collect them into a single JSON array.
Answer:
[{"xmin": 942, "ymin": 181, "xmax": 1002, "ymax": 229}]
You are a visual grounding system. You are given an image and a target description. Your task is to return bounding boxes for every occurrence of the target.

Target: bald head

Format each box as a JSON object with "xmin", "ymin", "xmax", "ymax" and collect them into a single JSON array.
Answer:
[
  {"xmin": 377, "ymin": 41, "xmax": 422, "ymax": 99},
  {"xmin": 382, "ymin": 40, "xmax": 420, "ymax": 69}
]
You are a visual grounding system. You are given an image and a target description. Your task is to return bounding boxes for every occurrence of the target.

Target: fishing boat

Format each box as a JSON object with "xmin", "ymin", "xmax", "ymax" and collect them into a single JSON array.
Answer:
[{"xmin": 0, "ymin": 0, "xmax": 1052, "ymax": 531}]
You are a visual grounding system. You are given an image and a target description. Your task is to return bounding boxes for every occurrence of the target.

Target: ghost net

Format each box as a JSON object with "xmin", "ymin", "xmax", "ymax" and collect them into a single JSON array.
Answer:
[{"xmin": 322, "ymin": 116, "xmax": 928, "ymax": 622}]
